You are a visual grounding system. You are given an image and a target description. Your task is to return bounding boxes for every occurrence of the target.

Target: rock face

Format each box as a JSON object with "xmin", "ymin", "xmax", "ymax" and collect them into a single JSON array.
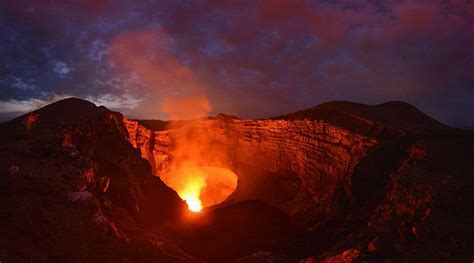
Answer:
[
  {"xmin": 1, "ymin": 98, "xmax": 473, "ymax": 262},
  {"xmin": 123, "ymin": 101, "xmax": 474, "ymax": 261},
  {"xmin": 124, "ymin": 117, "xmax": 379, "ymax": 225},
  {"xmin": 0, "ymin": 98, "xmax": 192, "ymax": 262}
]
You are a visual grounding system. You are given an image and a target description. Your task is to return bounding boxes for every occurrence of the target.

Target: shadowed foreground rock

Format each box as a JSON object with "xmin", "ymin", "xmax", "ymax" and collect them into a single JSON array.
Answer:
[{"xmin": 0, "ymin": 98, "xmax": 192, "ymax": 262}]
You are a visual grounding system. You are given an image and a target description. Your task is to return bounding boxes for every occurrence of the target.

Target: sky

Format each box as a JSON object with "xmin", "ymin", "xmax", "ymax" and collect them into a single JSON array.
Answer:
[{"xmin": 0, "ymin": 0, "xmax": 473, "ymax": 125}]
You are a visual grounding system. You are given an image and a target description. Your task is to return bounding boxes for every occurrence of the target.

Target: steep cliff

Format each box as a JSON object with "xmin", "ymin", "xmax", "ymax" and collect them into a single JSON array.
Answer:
[
  {"xmin": 121, "ymin": 101, "xmax": 474, "ymax": 262},
  {"xmin": 124, "ymin": 111, "xmax": 381, "ymax": 225}
]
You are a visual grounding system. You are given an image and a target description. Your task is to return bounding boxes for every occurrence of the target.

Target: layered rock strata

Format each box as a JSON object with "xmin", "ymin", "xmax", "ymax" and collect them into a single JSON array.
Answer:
[{"xmin": 124, "ymin": 116, "xmax": 378, "ymax": 225}]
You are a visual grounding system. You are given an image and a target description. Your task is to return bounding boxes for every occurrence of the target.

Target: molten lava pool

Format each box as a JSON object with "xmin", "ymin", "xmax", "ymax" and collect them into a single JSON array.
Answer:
[{"xmin": 162, "ymin": 166, "xmax": 238, "ymax": 212}]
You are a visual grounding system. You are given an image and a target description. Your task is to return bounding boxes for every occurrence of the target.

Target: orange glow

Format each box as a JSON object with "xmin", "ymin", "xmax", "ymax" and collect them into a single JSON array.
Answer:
[
  {"xmin": 156, "ymin": 80, "xmax": 237, "ymax": 212},
  {"xmin": 172, "ymin": 166, "xmax": 206, "ymax": 212},
  {"xmin": 186, "ymin": 198, "xmax": 202, "ymax": 212},
  {"xmin": 164, "ymin": 165, "xmax": 237, "ymax": 212},
  {"xmin": 109, "ymin": 28, "xmax": 237, "ymax": 212},
  {"xmin": 26, "ymin": 112, "xmax": 39, "ymax": 132},
  {"xmin": 162, "ymin": 94, "xmax": 212, "ymax": 120}
]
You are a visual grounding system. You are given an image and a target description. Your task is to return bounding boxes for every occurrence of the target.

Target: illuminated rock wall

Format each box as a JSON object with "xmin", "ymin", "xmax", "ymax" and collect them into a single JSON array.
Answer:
[{"xmin": 123, "ymin": 117, "xmax": 378, "ymax": 225}]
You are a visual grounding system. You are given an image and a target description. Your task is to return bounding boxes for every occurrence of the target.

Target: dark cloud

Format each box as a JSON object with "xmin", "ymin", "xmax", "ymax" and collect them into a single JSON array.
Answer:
[{"xmin": 0, "ymin": 0, "xmax": 472, "ymax": 124}]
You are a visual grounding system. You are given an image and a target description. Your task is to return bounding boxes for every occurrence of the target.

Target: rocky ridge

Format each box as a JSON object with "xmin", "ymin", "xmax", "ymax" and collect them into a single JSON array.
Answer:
[
  {"xmin": 124, "ymin": 117, "xmax": 379, "ymax": 225},
  {"xmin": 1, "ymin": 98, "xmax": 473, "ymax": 262},
  {"xmin": 0, "ymin": 98, "xmax": 193, "ymax": 262}
]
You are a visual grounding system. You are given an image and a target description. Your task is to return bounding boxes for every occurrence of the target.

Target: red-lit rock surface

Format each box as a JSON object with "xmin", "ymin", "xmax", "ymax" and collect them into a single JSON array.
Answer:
[
  {"xmin": 124, "ymin": 116, "xmax": 379, "ymax": 225},
  {"xmin": 123, "ymin": 101, "xmax": 456, "ymax": 226},
  {"xmin": 1, "ymin": 98, "xmax": 473, "ymax": 262},
  {"xmin": 124, "ymin": 101, "xmax": 474, "ymax": 261}
]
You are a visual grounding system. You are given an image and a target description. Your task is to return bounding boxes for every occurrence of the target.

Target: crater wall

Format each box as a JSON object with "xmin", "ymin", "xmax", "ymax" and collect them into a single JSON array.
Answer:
[{"xmin": 123, "ymin": 117, "xmax": 378, "ymax": 225}]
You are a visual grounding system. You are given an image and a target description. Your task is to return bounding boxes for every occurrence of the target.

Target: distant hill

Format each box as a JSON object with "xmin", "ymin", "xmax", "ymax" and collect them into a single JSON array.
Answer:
[
  {"xmin": 2, "ymin": 98, "xmax": 99, "ymax": 128},
  {"xmin": 2, "ymin": 98, "xmax": 459, "ymax": 138},
  {"xmin": 274, "ymin": 101, "xmax": 458, "ymax": 138},
  {"xmin": 131, "ymin": 100, "xmax": 459, "ymax": 138}
]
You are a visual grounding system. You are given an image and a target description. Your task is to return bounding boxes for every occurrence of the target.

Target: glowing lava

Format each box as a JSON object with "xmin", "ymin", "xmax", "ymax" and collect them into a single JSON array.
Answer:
[
  {"xmin": 163, "ymin": 165, "xmax": 238, "ymax": 212},
  {"xmin": 186, "ymin": 198, "xmax": 202, "ymax": 212},
  {"xmin": 177, "ymin": 172, "xmax": 205, "ymax": 212}
]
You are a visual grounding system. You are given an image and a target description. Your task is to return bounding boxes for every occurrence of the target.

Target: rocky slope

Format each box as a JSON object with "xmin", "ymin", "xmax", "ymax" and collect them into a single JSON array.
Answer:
[
  {"xmin": 1, "ymin": 98, "xmax": 473, "ymax": 262},
  {"xmin": 125, "ymin": 101, "xmax": 452, "ymax": 225},
  {"xmin": 124, "ymin": 101, "xmax": 474, "ymax": 261},
  {"xmin": 0, "ymin": 98, "xmax": 193, "ymax": 262},
  {"xmin": 124, "ymin": 117, "xmax": 379, "ymax": 226}
]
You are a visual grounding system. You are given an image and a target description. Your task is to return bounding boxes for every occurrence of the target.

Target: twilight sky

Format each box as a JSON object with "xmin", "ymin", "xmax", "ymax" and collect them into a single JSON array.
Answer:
[{"xmin": 0, "ymin": 0, "xmax": 473, "ymax": 124}]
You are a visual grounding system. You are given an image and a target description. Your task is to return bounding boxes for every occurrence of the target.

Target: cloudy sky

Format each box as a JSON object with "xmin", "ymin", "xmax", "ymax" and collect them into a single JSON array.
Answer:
[{"xmin": 0, "ymin": 0, "xmax": 473, "ymax": 124}]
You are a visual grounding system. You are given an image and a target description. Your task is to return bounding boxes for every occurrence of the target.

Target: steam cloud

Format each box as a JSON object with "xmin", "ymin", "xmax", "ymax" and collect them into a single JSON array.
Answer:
[{"xmin": 109, "ymin": 28, "xmax": 236, "ymax": 211}]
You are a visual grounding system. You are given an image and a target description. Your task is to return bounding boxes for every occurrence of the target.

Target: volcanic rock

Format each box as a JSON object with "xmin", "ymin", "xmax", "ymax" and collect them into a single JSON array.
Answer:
[
  {"xmin": 124, "ymin": 100, "xmax": 474, "ymax": 261},
  {"xmin": 0, "ymin": 98, "xmax": 192, "ymax": 262},
  {"xmin": 1, "ymin": 98, "xmax": 473, "ymax": 262}
]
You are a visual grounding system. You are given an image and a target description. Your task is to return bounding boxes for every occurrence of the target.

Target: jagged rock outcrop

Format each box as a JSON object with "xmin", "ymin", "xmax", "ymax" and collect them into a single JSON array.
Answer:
[
  {"xmin": 123, "ymin": 102, "xmax": 455, "ymax": 227},
  {"xmin": 123, "ymin": 100, "xmax": 474, "ymax": 261},
  {"xmin": 2, "ymin": 98, "xmax": 473, "ymax": 262},
  {"xmin": 0, "ymin": 98, "xmax": 192, "ymax": 262}
]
